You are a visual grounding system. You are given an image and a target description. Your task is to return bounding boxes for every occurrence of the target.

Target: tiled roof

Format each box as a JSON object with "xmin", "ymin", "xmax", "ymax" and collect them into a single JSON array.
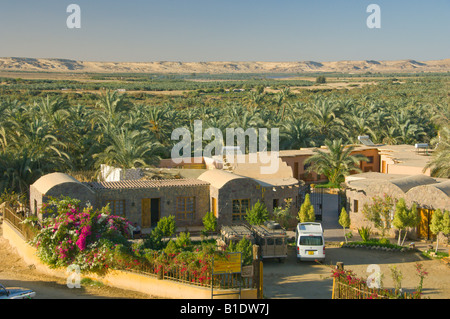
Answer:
[{"xmin": 83, "ymin": 178, "xmax": 210, "ymax": 190}]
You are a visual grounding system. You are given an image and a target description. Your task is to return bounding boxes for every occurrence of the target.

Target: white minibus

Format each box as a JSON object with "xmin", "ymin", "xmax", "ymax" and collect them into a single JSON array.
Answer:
[{"xmin": 295, "ymin": 222, "xmax": 325, "ymax": 262}]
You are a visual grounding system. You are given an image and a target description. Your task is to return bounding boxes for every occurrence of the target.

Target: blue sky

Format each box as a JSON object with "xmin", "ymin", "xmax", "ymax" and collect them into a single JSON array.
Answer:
[{"xmin": 0, "ymin": 0, "xmax": 448, "ymax": 62}]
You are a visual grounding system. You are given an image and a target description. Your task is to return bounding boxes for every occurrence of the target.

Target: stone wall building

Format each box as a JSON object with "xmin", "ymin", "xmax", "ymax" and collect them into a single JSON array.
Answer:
[
  {"xmin": 30, "ymin": 172, "xmax": 96, "ymax": 221},
  {"xmin": 345, "ymin": 172, "xmax": 450, "ymax": 241},
  {"xmin": 30, "ymin": 154, "xmax": 303, "ymax": 230},
  {"xmin": 197, "ymin": 154, "xmax": 302, "ymax": 227},
  {"xmin": 30, "ymin": 173, "xmax": 210, "ymax": 229},
  {"xmin": 84, "ymin": 179, "xmax": 210, "ymax": 228}
]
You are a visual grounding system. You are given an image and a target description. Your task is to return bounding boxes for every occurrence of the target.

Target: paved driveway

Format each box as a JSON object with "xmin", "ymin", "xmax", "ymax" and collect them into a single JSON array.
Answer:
[{"xmin": 262, "ymin": 194, "xmax": 450, "ymax": 299}]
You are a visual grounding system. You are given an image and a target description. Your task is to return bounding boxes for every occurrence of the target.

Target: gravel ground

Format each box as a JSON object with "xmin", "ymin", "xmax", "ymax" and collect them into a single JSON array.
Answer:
[
  {"xmin": 1, "ymin": 212, "xmax": 449, "ymax": 300},
  {"xmin": 0, "ymin": 223, "xmax": 156, "ymax": 299},
  {"xmin": 262, "ymin": 243, "xmax": 450, "ymax": 299}
]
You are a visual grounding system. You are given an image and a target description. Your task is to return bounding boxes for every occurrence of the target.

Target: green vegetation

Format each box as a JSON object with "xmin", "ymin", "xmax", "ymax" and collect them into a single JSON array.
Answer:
[
  {"xmin": 392, "ymin": 199, "xmax": 419, "ymax": 246},
  {"xmin": 338, "ymin": 208, "xmax": 351, "ymax": 243},
  {"xmin": 342, "ymin": 238, "xmax": 404, "ymax": 251},
  {"xmin": 316, "ymin": 76, "xmax": 326, "ymax": 84},
  {"xmin": 245, "ymin": 200, "xmax": 269, "ymax": 225},
  {"xmin": 429, "ymin": 209, "xmax": 450, "ymax": 253},
  {"xmin": 28, "ymin": 195, "xmax": 253, "ymax": 285},
  {"xmin": 304, "ymin": 138, "xmax": 368, "ymax": 187},
  {"xmin": 298, "ymin": 194, "xmax": 315, "ymax": 222},
  {"xmin": 1, "ymin": 72, "xmax": 448, "ymax": 200},
  {"xmin": 362, "ymin": 194, "xmax": 396, "ymax": 237},
  {"xmin": 358, "ymin": 226, "xmax": 372, "ymax": 242}
]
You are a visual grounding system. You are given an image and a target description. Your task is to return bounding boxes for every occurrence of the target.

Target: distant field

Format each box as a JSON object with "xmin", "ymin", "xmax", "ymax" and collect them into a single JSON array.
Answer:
[{"xmin": 0, "ymin": 70, "xmax": 418, "ymax": 96}]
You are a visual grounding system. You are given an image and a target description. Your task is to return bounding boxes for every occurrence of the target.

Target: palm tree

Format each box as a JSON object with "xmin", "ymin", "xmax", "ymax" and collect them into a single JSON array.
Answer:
[
  {"xmin": 144, "ymin": 105, "xmax": 177, "ymax": 146},
  {"xmin": 305, "ymin": 98, "xmax": 344, "ymax": 141},
  {"xmin": 424, "ymin": 125, "xmax": 450, "ymax": 178},
  {"xmin": 93, "ymin": 129, "xmax": 165, "ymax": 169},
  {"xmin": 246, "ymin": 91, "xmax": 265, "ymax": 110},
  {"xmin": 34, "ymin": 96, "xmax": 70, "ymax": 124},
  {"xmin": 382, "ymin": 126, "xmax": 401, "ymax": 145},
  {"xmin": 280, "ymin": 118, "xmax": 315, "ymax": 150},
  {"xmin": 343, "ymin": 114, "xmax": 375, "ymax": 144},
  {"xmin": 0, "ymin": 150, "xmax": 44, "ymax": 195},
  {"xmin": 96, "ymin": 90, "xmax": 132, "ymax": 117},
  {"xmin": 304, "ymin": 139, "xmax": 368, "ymax": 187}
]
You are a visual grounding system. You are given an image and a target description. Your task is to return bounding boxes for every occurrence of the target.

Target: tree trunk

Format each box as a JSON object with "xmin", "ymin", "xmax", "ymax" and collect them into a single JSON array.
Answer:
[
  {"xmin": 343, "ymin": 227, "xmax": 347, "ymax": 243},
  {"xmin": 397, "ymin": 229, "xmax": 402, "ymax": 246},
  {"xmin": 435, "ymin": 235, "xmax": 440, "ymax": 253},
  {"xmin": 401, "ymin": 229, "xmax": 408, "ymax": 246}
]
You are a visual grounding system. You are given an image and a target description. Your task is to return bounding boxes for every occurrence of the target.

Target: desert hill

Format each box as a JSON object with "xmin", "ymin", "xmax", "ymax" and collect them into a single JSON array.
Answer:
[{"xmin": 0, "ymin": 57, "xmax": 449, "ymax": 74}]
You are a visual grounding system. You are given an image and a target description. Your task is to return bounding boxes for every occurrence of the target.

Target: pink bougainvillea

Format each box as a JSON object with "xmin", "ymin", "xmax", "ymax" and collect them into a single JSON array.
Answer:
[{"xmin": 32, "ymin": 197, "xmax": 132, "ymax": 271}]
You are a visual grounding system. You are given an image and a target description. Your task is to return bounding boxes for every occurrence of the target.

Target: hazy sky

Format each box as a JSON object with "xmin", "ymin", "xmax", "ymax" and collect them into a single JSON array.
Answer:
[{"xmin": 0, "ymin": 0, "xmax": 448, "ymax": 62}]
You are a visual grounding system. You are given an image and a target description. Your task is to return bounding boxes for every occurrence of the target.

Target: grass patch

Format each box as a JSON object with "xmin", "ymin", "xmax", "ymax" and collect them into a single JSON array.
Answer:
[
  {"xmin": 421, "ymin": 250, "xmax": 449, "ymax": 260},
  {"xmin": 81, "ymin": 278, "xmax": 104, "ymax": 288}
]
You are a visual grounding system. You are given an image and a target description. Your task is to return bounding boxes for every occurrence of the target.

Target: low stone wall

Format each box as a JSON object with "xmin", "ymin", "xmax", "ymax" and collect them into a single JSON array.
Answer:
[{"xmin": 2, "ymin": 221, "xmax": 257, "ymax": 299}]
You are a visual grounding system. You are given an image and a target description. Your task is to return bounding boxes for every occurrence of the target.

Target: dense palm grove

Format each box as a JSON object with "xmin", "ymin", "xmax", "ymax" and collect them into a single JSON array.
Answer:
[{"xmin": 0, "ymin": 73, "xmax": 448, "ymax": 198}]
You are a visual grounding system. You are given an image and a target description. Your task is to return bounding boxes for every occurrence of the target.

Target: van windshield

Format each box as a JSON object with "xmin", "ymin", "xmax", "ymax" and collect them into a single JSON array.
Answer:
[{"xmin": 299, "ymin": 236, "xmax": 323, "ymax": 246}]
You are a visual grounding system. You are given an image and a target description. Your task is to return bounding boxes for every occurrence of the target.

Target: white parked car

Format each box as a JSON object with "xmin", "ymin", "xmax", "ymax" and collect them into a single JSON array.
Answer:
[
  {"xmin": 0, "ymin": 284, "xmax": 36, "ymax": 299},
  {"xmin": 295, "ymin": 222, "xmax": 325, "ymax": 262}
]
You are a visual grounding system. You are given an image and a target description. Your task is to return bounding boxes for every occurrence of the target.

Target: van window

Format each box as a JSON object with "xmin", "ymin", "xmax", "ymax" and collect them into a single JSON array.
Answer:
[
  {"xmin": 267, "ymin": 238, "xmax": 274, "ymax": 245},
  {"xmin": 299, "ymin": 236, "xmax": 323, "ymax": 246},
  {"xmin": 276, "ymin": 238, "xmax": 284, "ymax": 245}
]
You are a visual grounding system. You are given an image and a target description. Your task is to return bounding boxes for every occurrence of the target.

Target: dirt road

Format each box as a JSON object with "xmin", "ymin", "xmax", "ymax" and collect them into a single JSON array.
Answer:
[
  {"xmin": 2, "ymin": 219, "xmax": 449, "ymax": 299},
  {"xmin": 0, "ymin": 224, "xmax": 154, "ymax": 299}
]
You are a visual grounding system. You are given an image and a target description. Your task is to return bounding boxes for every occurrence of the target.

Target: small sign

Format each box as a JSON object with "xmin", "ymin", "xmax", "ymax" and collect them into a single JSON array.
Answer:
[
  {"xmin": 213, "ymin": 252, "xmax": 241, "ymax": 274},
  {"xmin": 241, "ymin": 265, "xmax": 253, "ymax": 278}
]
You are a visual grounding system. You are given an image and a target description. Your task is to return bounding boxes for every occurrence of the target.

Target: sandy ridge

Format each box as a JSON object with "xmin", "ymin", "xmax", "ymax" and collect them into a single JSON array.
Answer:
[{"xmin": 0, "ymin": 57, "xmax": 449, "ymax": 74}]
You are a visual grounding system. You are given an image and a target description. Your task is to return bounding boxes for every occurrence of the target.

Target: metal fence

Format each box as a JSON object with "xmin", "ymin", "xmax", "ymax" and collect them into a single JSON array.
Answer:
[
  {"xmin": 116, "ymin": 254, "xmax": 255, "ymax": 290},
  {"xmin": 1, "ymin": 202, "xmax": 257, "ymax": 292},
  {"xmin": 331, "ymin": 263, "xmax": 420, "ymax": 299},
  {"xmin": 2, "ymin": 203, "xmax": 39, "ymax": 241}
]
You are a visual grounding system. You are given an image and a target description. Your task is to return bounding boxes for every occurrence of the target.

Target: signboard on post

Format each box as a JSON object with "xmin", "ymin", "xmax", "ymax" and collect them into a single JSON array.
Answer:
[
  {"xmin": 211, "ymin": 252, "xmax": 242, "ymax": 299},
  {"xmin": 212, "ymin": 252, "xmax": 242, "ymax": 274}
]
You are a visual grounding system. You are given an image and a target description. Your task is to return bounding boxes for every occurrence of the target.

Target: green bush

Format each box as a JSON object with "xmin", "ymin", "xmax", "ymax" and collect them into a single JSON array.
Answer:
[
  {"xmin": 358, "ymin": 226, "xmax": 372, "ymax": 242},
  {"xmin": 316, "ymin": 76, "xmax": 326, "ymax": 84},
  {"xmin": 175, "ymin": 232, "xmax": 192, "ymax": 251},
  {"xmin": 202, "ymin": 211, "xmax": 217, "ymax": 234},
  {"xmin": 245, "ymin": 200, "xmax": 269, "ymax": 225},
  {"xmin": 227, "ymin": 238, "xmax": 253, "ymax": 265}
]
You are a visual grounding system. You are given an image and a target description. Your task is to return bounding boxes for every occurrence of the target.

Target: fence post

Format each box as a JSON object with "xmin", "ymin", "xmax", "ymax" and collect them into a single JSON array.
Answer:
[
  {"xmin": 252, "ymin": 245, "xmax": 262, "ymax": 299},
  {"xmin": 336, "ymin": 262, "xmax": 344, "ymax": 299},
  {"xmin": 157, "ymin": 265, "xmax": 164, "ymax": 280}
]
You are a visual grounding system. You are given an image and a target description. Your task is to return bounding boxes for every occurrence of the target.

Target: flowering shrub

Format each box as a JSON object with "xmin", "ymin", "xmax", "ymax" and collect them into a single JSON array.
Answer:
[
  {"xmin": 31, "ymin": 196, "xmax": 132, "ymax": 273},
  {"xmin": 331, "ymin": 265, "xmax": 422, "ymax": 299},
  {"xmin": 129, "ymin": 240, "xmax": 226, "ymax": 286},
  {"xmin": 153, "ymin": 242, "xmax": 215, "ymax": 285},
  {"xmin": 30, "ymin": 197, "xmax": 249, "ymax": 288}
]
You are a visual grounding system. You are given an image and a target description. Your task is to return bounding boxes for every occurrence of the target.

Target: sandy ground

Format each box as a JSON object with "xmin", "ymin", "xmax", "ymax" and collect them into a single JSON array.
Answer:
[
  {"xmin": 262, "ymin": 193, "xmax": 450, "ymax": 299},
  {"xmin": 0, "ymin": 223, "xmax": 155, "ymax": 299},
  {"xmin": 1, "ymin": 58, "xmax": 449, "ymax": 74},
  {"xmin": 262, "ymin": 244, "xmax": 450, "ymax": 299},
  {"xmin": 1, "ymin": 212, "xmax": 449, "ymax": 299}
]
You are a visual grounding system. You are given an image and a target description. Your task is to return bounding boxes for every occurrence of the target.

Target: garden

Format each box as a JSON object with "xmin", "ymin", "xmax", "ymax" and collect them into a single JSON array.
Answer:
[
  {"xmin": 337, "ymin": 194, "xmax": 450, "ymax": 259},
  {"xmin": 24, "ymin": 196, "xmax": 254, "ymax": 288},
  {"xmin": 330, "ymin": 262, "xmax": 429, "ymax": 299}
]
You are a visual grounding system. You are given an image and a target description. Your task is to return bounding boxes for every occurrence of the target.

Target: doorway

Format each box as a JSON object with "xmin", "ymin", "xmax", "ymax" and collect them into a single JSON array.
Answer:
[
  {"xmin": 142, "ymin": 198, "xmax": 161, "ymax": 228},
  {"xmin": 418, "ymin": 208, "xmax": 434, "ymax": 240}
]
